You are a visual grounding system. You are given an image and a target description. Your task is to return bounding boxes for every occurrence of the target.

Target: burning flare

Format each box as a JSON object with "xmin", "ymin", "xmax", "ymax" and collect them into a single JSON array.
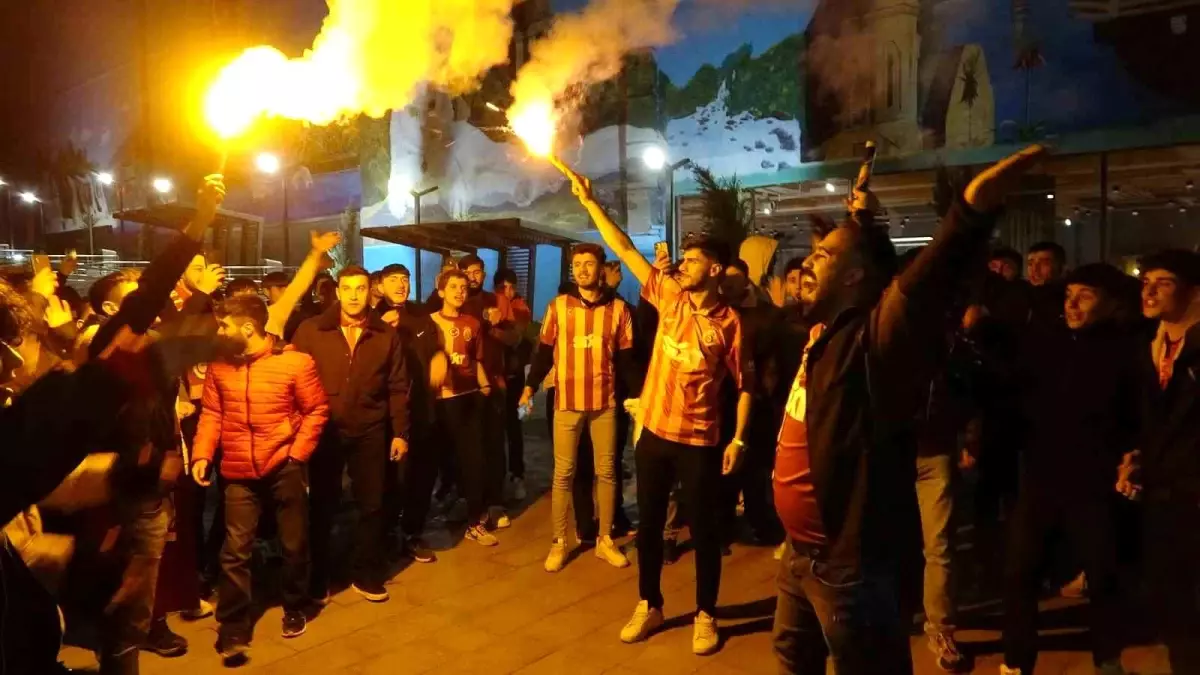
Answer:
[
  {"xmin": 204, "ymin": 0, "xmax": 518, "ymax": 139},
  {"xmin": 507, "ymin": 100, "xmax": 557, "ymax": 157}
]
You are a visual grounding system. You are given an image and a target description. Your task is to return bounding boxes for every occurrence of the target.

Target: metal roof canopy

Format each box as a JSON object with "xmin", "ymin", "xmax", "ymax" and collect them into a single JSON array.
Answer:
[
  {"xmin": 113, "ymin": 204, "xmax": 264, "ymax": 230},
  {"xmin": 362, "ymin": 218, "xmax": 579, "ymax": 254}
]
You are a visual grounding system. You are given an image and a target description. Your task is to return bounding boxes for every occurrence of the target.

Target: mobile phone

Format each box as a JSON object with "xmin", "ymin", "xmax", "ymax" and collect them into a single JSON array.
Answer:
[
  {"xmin": 654, "ymin": 241, "xmax": 669, "ymax": 259},
  {"xmin": 31, "ymin": 253, "xmax": 51, "ymax": 275}
]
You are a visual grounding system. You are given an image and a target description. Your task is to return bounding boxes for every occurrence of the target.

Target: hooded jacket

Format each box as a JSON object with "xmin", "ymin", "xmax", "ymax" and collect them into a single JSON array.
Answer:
[{"xmin": 1139, "ymin": 321, "xmax": 1200, "ymax": 502}]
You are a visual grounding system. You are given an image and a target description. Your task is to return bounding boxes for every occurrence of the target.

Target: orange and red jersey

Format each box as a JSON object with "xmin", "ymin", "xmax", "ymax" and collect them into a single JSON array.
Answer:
[
  {"xmin": 639, "ymin": 268, "xmax": 748, "ymax": 447},
  {"xmin": 539, "ymin": 292, "xmax": 633, "ymax": 412},
  {"xmin": 462, "ymin": 290, "xmax": 512, "ymax": 389},
  {"xmin": 431, "ymin": 311, "xmax": 485, "ymax": 399}
]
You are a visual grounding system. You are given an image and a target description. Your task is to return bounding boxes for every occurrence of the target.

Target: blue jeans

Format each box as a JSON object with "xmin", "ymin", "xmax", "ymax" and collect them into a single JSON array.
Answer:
[{"xmin": 772, "ymin": 541, "xmax": 912, "ymax": 675}]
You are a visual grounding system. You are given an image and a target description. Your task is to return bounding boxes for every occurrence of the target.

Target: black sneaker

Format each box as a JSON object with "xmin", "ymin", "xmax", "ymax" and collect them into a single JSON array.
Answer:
[
  {"xmin": 664, "ymin": 538, "xmax": 681, "ymax": 566},
  {"xmin": 612, "ymin": 512, "xmax": 637, "ymax": 538},
  {"xmin": 281, "ymin": 610, "xmax": 307, "ymax": 639},
  {"xmin": 352, "ymin": 581, "xmax": 390, "ymax": 603},
  {"xmin": 216, "ymin": 632, "xmax": 249, "ymax": 666},
  {"xmin": 404, "ymin": 537, "xmax": 437, "ymax": 564},
  {"xmin": 143, "ymin": 617, "xmax": 188, "ymax": 657}
]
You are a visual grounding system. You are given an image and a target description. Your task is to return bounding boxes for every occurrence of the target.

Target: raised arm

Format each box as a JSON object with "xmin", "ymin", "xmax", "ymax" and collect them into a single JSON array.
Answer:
[
  {"xmin": 267, "ymin": 230, "xmax": 339, "ymax": 337},
  {"xmin": 559, "ymin": 162, "xmax": 654, "ymax": 285}
]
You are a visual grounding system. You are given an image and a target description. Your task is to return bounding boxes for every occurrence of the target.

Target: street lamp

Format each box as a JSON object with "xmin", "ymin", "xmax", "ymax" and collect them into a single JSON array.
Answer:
[
  {"xmin": 642, "ymin": 147, "xmax": 690, "ymax": 257},
  {"xmin": 255, "ymin": 153, "xmax": 291, "ymax": 264},
  {"xmin": 97, "ymin": 172, "xmax": 114, "ymax": 186},
  {"xmin": 18, "ymin": 191, "xmax": 44, "ymax": 247},
  {"xmin": 152, "ymin": 177, "xmax": 173, "ymax": 194},
  {"xmin": 255, "ymin": 152, "xmax": 281, "ymax": 175},
  {"xmin": 19, "ymin": 191, "xmax": 38, "ymax": 204}
]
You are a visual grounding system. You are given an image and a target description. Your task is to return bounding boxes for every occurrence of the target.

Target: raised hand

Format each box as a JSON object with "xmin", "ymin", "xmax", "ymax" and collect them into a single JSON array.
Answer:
[
  {"xmin": 194, "ymin": 175, "xmax": 227, "ymax": 231},
  {"xmin": 44, "ymin": 295, "xmax": 74, "ymax": 329},
  {"xmin": 195, "ymin": 263, "xmax": 226, "ymax": 295},
  {"xmin": 964, "ymin": 145, "xmax": 1047, "ymax": 212},
  {"xmin": 311, "ymin": 230, "xmax": 341, "ymax": 254}
]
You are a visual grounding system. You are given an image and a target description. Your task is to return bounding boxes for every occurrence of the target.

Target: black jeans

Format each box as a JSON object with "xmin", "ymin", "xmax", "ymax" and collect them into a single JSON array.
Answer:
[
  {"xmin": 181, "ymin": 411, "xmax": 224, "ymax": 586},
  {"xmin": 218, "ymin": 461, "xmax": 309, "ymax": 634},
  {"xmin": 634, "ymin": 429, "xmax": 723, "ymax": 614},
  {"xmin": 435, "ymin": 394, "xmax": 487, "ymax": 523},
  {"xmin": 309, "ymin": 428, "xmax": 388, "ymax": 592},
  {"xmin": 772, "ymin": 541, "xmax": 912, "ymax": 675},
  {"xmin": 101, "ymin": 497, "xmax": 169, "ymax": 675},
  {"xmin": 1144, "ymin": 494, "xmax": 1200, "ymax": 674},
  {"xmin": 383, "ymin": 425, "xmax": 438, "ymax": 537},
  {"xmin": 1003, "ymin": 480, "xmax": 1123, "ymax": 670},
  {"xmin": 482, "ymin": 389, "xmax": 508, "ymax": 509},
  {"xmin": 505, "ymin": 375, "xmax": 526, "ymax": 479}
]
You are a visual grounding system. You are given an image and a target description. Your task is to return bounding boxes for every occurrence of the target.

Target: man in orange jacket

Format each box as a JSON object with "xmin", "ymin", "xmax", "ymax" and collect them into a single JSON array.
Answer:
[{"xmin": 190, "ymin": 295, "xmax": 329, "ymax": 665}]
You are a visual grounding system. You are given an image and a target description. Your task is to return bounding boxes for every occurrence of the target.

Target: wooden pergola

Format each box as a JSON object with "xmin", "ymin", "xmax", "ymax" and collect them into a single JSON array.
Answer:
[
  {"xmin": 362, "ymin": 217, "xmax": 580, "ymax": 303},
  {"xmin": 113, "ymin": 203, "xmax": 265, "ymax": 266}
]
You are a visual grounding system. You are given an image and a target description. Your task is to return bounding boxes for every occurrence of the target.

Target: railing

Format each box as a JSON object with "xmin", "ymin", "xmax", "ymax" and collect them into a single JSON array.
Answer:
[{"xmin": 0, "ymin": 247, "xmax": 295, "ymax": 288}]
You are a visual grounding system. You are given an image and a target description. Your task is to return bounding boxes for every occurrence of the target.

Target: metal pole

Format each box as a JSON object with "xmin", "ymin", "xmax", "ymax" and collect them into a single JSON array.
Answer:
[
  {"xmin": 1099, "ymin": 152, "xmax": 1109, "ymax": 262},
  {"xmin": 414, "ymin": 195, "xmax": 422, "ymax": 225},
  {"xmin": 281, "ymin": 176, "xmax": 290, "ymax": 266},
  {"xmin": 667, "ymin": 174, "xmax": 675, "ymax": 257}
]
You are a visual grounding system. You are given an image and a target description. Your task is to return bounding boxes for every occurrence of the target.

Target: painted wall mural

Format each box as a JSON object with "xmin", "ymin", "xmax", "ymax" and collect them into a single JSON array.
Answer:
[{"xmin": 361, "ymin": 0, "xmax": 1200, "ymax": 234}]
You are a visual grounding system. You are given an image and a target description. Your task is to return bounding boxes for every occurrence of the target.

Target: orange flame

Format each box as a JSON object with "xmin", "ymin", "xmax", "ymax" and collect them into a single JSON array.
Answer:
[{"xmin": 507, "ymin": 99, "xmax": 557, "ymax": 157}]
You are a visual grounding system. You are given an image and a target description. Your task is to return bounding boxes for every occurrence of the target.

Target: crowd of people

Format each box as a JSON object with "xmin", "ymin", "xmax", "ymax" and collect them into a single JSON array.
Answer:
[{"xmin": 0, "ymin": 142, "xmax": 1197, "ymax": 675}]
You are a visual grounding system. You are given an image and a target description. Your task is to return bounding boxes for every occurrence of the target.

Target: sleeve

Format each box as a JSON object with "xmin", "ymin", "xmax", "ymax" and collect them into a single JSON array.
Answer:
[
  {"xmin": 290, "ymin": 319, "xmax": 314, "ymax": 356},
  {"xmin": 540, "ymin": 300, "xmax": 558, "ymax": 346},
  {"xmin": 617, "ymin": 304, "xmax": 634, "ymax": 351},
  {"xmin": 525, "ymin": 341, "xmax": 555, "ymax": 393},
  {"xmin": 615, "ymin": 347, "xmax": 641, "ymax": 397},
  {"xmin": 724, "ymin": 318, "xmax": 753, "ymax": 395},
  {"xmin": 290, "ymin": 356, "xmax": 329, "ymax": 463},
  {"xmin": 639, "ymin": 267, "xmax": 681, "ymax": 310},
  {"xmin": 387, "ymin": 332, "xmax": 411, "ymax": 439},
  {"xmin": 90, "ymin": 236, "xmax": 202, "ymax": 359},
  {"xmin": 191, "ymin": 372, "xmax": 223, "ymax": 466},
  {"xmin": 473, "ymin": 319, "xmax": 486, "ymax": 362}
]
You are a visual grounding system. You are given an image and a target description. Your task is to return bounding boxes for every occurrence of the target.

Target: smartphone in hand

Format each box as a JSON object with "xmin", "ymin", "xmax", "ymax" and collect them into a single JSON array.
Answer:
[{"xmin": 31, "ymin": 253, "xmax": 51, "ymax": 275}]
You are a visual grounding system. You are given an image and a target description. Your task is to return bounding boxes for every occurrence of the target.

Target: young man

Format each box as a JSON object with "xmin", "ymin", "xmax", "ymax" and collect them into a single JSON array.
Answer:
[
  {"xmin": 520, "ymin": 243, "xmax": 636, "ymax": 572},
  {"xmin": 190, "ymin": 295, "xmax": 329, "ymax": 663},
  {"xmin": 782, "ymin": 257, "xmax": 806, "ymax": 306},
  {"xmin": 292, "ymin": 265, "xmax": 409, "ymax": 604},
  {"xmin": 494, "ymin": 268, "xmax": 533, "ymax": 501},
  {"xmin": 1000, "ymin": 263, "xmax": 1138, "ymax": 675},
  {"xmin": 458, "ymin": 254, "xmax": 521, "ymax": 527},
  {"xmin": 559, "ymin": 167, "xmax": 751, "ymax": 656},
  {"xmin": 1118, "ymin": 249, "xmax": 1200, "ymax": 674},
  {"xmin": 989, "ymin": 247, "xmax": 1023, "ymax": 282},
  {"xmin": 772, "ymin": 145, "xmax": 1044, "ymax": 675},
  {"xmin": 376, "ymin": 263, "xmax": 440, "ymax": 563},
  {"xmin": 431, "ymin": 268, "xmax": 499, "ymax": 546},
  {"xmin": 1026, "ymin": 241, "xmax": 1065, "ymax": 288}
]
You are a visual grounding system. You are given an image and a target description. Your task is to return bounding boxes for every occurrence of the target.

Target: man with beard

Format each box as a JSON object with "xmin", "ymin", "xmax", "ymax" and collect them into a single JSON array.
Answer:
[
  {"xmin": 989, "ymin": 247, "xmax": 1023, "ymax": 282},
  {"xmin": 292, "ymin": 265, "xmax": 409, "ymax": 604},
  {"xmin": 1118, "ymin": 249, "xmax": 1200, "ymax": 673},
  {"xmin": 375, "ymin": 263, "xmax": 440, "ymax": 563},
  {"xmin": 770, "ymin": 145, "xmax": 1044, "ymax": 675},
  {"xmin": 519, "ymin": 243, "xmax": 636, "ymax": 573},
  {"xmin": 1000, "ymin": 263, "xmax": 1138, "ymax": 675},
  {"xmin": 559, "ymin": 167, "xmax": 752, "ymax": 656},
  {"xmin": 189, "ymin": 295, "xmax": 328, "ymax": 663}
]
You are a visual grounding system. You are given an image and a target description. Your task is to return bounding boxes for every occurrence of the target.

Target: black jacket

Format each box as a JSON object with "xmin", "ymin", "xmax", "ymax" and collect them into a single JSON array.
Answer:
[
  {"xmin": 291, "ymin": 304, "xmax": 409, "ymax": 439},
  {"xmin": 374, "ymin": 299, "xmax": 437, "ymax": 431},
  {"xmin": 1139, "ymin": 322, "xmax": 1200, "ymax": 504},
  {"xmin": 801, "ymin": 200, "xmax": 995, "ymax": 574},
  {"xmin": 1015, "ymin": 320, "xmax": 1141, "ymax": 492}
]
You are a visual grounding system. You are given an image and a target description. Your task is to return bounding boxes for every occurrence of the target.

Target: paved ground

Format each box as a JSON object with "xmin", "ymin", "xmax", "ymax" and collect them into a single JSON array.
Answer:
[{"xmin": 60, "ymin": 416, "xmax": 1173, "ymax": 674}]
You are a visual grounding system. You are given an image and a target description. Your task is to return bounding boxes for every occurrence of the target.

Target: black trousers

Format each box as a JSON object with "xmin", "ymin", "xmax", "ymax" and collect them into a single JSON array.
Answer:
[
  {"xmin": 435, "ymin": 394, "xmax": 488, "ymax": 523},
  {"xmin": 217, "ymin": 461, "xmax": 309, "ymax": 634},
  {"xmin": 309, "ymin": 428, "xmax": 388, "ymax": 592},
  {"xmin": 383, "ymin": 425, "xmax": 438, "ymax": 537},
  {"xmin": 719, "ymin": 404, "xmax": 781, "ymax": 539},
  {"xmin": 505, "ymin": 375, "xmax": 526, "ymax": 479},
  {"xmin": 635, "ymin": 429, "xmax": 723, "ymax": 614},
  {"xmin": 1003, "ymin": 479, "xmax": 1123, "ymax": 669},
  {"xmin": 1144, "ymin": 495, "xmax": 1200, "ymax": 674},
  {"xmin": 482, "ymin": 389, "xmax": 508, "ymax": 509},
  {"xmin": 181, "ymin": 411, "xmax": 224, "ymax": 586}
]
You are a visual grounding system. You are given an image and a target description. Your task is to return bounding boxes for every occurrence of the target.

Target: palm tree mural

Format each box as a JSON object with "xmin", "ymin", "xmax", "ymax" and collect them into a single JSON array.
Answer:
[
  {"xmin": 1012, "ymin": 0, "xmax": 1046, "ymax": 139},
  {"xmin": 960, "ymin": 51, "xmax": 981, "ymax": 146}
]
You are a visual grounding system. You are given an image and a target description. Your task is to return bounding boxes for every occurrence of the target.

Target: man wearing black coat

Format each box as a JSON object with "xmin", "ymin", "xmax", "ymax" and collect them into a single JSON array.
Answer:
[{"xmin": 292, "ymin": 265, "xmax": 409, "ymax": 603}]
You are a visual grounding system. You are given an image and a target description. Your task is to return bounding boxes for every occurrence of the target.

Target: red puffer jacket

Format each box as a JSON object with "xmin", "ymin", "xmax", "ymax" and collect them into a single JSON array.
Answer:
[{"xmin": 192, "ymin": 342, "xmax": 329, "ymax": 480}]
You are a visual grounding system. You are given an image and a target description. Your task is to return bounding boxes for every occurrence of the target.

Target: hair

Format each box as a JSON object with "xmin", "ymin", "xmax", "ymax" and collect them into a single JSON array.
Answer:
[
  {"xmin": 603, "ymin": 261, "xmax": 622, "ymax": 273},
  {"xmin": 570, "ymin": 242, "xmax": 606, "ymax": 265},
  {"xmin": 1066, "ymin": 263, "xmax": 1128, "ymax": 296},
  {"xmin": 217, "ymin": 294, "xmax": 269, "ymax": 334},
  {"xmin": 989, "ymin": 247, "xmax": 1022, "ymax": 269},
  {"xmin": 1028, "ymin": 241, "xmax": 1066, "ymax": 264},
  {"xmin": 493, "ymin": 268, "xmax": 518, "ymax": 288},
  {"xmin": 380, "ymin": 263, "xmax": 410, "ymax": 279},
  {"xmin": 726, "ymin": 258, "xmax": 749, "ymax": 276},
  {"xmin": 457, "ymin": 253, "xmax": 484, "ymax": 271},
  {"xmin": 0, "ymin": 277, "xmax": 34, "ymax": 345},
  {"xmin": 89, "ymin": 268, "xmax": 141, "ymax": 315},
  {"xmin": 337, "ymin": 265, "xmax": 370, "ymax": 283},
  {"xmin": 437, "ymin": 268, "xmax": 468, "ymax": 291},
  {"xmin": 262, "ymin": 271, "xmax": 290, "ymax": 290},
  {"xmin": 681, "ymin": 234, "xmax": 731, "ymax": 268},
  {"xmin": 1139, "ymin": 249, "xmax": 1200, "ymax": 288},
  {"xmin": 369, "ymin": 270, "xmax": 383, "ymax": 286},
  {"xmin": 842, "ymin": 220, "xmax": 898, "ymax": 301},
  {"xmin": 225, "ymin": 277, "xmax": 260, "ymax": 297},
  {"xmin": 783, "ymin": 256, "xmax": 806, "ymax": 276}
]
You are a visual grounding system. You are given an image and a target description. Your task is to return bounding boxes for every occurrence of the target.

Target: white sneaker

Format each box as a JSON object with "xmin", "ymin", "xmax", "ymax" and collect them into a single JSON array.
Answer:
[
  {"xmin": 774, "ymin": 542, "xmax": 787, "ymax": 560},
  {"xmin": 545, "ymin": 539, "xmax": 567, "ymax": 572},
  {"xmin": 1000, "ymin": 666, "xmax": 1022, "ymax": 675},
  {"xmin": 466, "ymin": 524, "xmax": 498, "ymax": 547},
  {"xmin": 692, "ymin": 611, "xmax": 719, "ymax": 655},
  {"xmin": 619, "ymin": 600, "xmax": 664, "ymax": 643},
  {"xmin": 491, "ymin": 507, "xmax": 512, "ymax": 529},
  {"xmin": 596, "ymin": 536, "xmax": 630, "ymax": 568},
  {"xmin": 509, "ymin": 476, "xmax": 527, "ymax": 501}
]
